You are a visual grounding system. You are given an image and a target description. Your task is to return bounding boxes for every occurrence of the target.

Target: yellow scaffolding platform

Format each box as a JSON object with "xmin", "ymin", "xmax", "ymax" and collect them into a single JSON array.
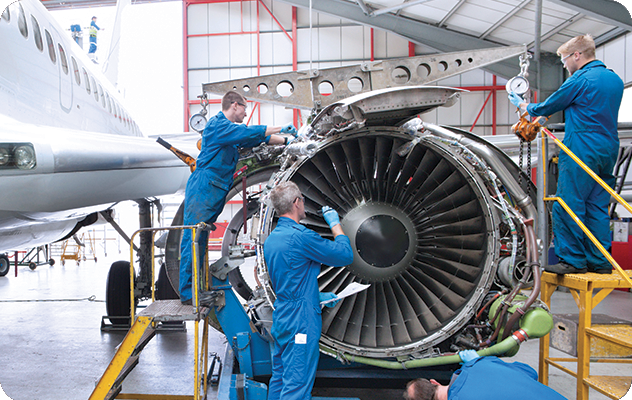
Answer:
[{"xmin": 90, "ymin": 223, "xmax": 215, "ymax": 400}]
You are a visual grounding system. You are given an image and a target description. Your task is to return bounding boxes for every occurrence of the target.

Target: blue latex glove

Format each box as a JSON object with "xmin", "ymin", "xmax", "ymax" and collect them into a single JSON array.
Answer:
[
  {"xmin": 319, "ymin": 292, "xmax": 340, "ymax": 307},
  {"xmin": 286, "ymin": 136, "xmax": 296, "ymax": 146},
  {"xmin": 280, "ymin": 123, "xmax": 297, "ymax": 136},
  {"xmin": 508, "ymin": 92, "xmax": 524, "ymax": 108},
  {"xmin": 459, "ymin": 349, "xmax": 480, "ymax": 363},
  {"xmin": 321, "ymin": 206, "xmax": 340, "ymax": 228}
]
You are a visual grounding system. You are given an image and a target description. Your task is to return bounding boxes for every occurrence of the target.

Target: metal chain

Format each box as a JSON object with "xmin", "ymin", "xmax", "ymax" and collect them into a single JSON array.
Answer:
[
  {"xmin": 527, "ymin": 141, "xmax": 532, "ymax": 199},
  {"xmin": 518, "ymin": 140, "xmax": 524, "ymax": 191}
]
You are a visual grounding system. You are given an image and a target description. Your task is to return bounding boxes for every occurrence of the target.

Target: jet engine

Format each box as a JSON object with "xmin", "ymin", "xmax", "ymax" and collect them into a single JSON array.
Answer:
[{"xmin": 167, "ymin": 86, "xmax": 549, "ymax": 363}]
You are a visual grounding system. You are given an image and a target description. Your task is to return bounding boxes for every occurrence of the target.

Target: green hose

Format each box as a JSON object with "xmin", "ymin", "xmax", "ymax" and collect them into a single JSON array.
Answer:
[{"xmin": 320, "ymin": 306, "xmax": 552, "ymax": 370}]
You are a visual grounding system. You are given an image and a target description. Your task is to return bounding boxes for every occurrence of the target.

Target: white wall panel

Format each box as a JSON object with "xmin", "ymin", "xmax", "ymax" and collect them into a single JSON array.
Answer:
[
  {"xmin": 461, "ymin": 69, "xmax": 486, "ymax": 86},
  {"xmin": 208, "ymin": 3, "xmax": 230, "ymax": 34},
  {"xmin": 188, "ymin": 37, "xmax": 210, "ymax": 69},
  {"xmin": 207, "ymin": 35, "xmax": 231, "ymax": 68},
  {"xmin": 271, "ymin": 32, "xmax": 294, "ymax": 66},
  {"xmin": 188, "ymin": 70, "xmax": 210, "ymax": 100},
  {"xmin": 341, "ymin": 26, "xmax": 367, "ymax": 61},
  {"xmin": 319, "ymin": 27, "xmax": 342, "ymax": 60},
  {"xmin": 229, "ymin": 35, "xmax": 254, "ymax": 67},
  {"xmin": 187, "ymin": 4, "xmax": 209, "ymax": 35},
  {"xmin": 626, "ymin": 34, "xmax": 632, "ymax": 86},
  {"xmin": 603, "ymin": 35, "xmax": 626, "ymax": 84}
]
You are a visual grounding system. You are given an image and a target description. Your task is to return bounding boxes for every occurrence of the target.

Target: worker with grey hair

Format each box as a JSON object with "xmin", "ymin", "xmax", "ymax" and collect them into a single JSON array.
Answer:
[
  {"xmin": 509, "ymin": 34, "xmax": 623, "ymax": 275},
  {"xmin": 404, "ymin": 351, "xmax": 567, "ymax": 400},
  {"xmin": 264, "ymin": 181, "xmax": 354, "ymax": 400}
]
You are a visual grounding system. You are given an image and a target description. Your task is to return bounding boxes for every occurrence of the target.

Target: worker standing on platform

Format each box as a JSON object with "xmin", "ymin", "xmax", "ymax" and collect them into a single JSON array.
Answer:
[
  {"xmin": 508, "ymin": 34, "xmax": 623, "ymax": 275},
  {"xmin": 264, "ymin": 181, "xmax": 354, "ymax": 400},
  {"xmin": 404, "ymin": 352, "xmax": 568, "ymax": 400},
  {"xmin": 179, "ymin": 91, "xmax": 297, "ymax": 305},
  {"xmin": 88, "ymin": 16, "xmax": 103, "ymax": 58}
]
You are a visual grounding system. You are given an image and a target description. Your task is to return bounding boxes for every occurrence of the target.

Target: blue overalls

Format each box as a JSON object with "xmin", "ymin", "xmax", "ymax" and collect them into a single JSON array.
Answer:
[
  {"xmin": 179, "ymin": 111, "xmax": 268, "ymax": 302},
  {"xmin": 527, "ymin": 60, "xmax": 623, "ymax": 271},
  {"xmin": 448, "ymin": 357, "xmax": 567, "ymax": 400},
  {"xmin": 264, "ymin": 217, "xmax": 353, "ymax": 400},
  {"xmin": 88, "ymin": 21, "xmax": 99, "ymax": 54}
]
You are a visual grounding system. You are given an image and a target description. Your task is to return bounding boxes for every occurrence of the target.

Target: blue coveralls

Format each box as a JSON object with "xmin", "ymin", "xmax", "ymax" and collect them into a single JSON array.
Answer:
[
  {"xmin": 88, "ymin": 21, "xmax": 99, "ymax": 54},
  {"xmin": 527, "ymin": 60, "xmax": 623, "ymax": 271},
  {"xmin": 179, "ymin": 111, "xmax": 268, "ymax": 302},
  {"xmin": 448, "ymin": 357, "xmax": 567, "ymax": 400},
  {"xmin": 264, "ymin": 217, "xmax": 353, "ymax": 400}
]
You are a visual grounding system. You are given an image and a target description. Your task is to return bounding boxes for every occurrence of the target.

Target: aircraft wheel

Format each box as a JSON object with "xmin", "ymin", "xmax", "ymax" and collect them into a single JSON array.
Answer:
[
  {"xmin": 0, "ymin": 255, "xmax": 9, "ymax": 277},
  {"xmin": 28, "ymin": 262, "xmax": 37, "ymax": 270},
  {"xmin": 156, "ymin": 262, "xmax": 179, "ymax": 300},
  {"xmin": 106, "ymin": 261, "xmax": 134, "ymax": 325}
]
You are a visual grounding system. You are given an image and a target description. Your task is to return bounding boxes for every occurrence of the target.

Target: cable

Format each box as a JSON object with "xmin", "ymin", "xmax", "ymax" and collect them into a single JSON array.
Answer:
[{"xmin": 0, "ymin": 295, "xmax": 102, "ymax": 303}]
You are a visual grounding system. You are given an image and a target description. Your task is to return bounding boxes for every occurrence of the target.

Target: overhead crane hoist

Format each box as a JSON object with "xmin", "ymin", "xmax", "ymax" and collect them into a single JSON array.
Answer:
[{"xmin": 95, "ymin": 45, "xmax": 558, "ymax": 400}]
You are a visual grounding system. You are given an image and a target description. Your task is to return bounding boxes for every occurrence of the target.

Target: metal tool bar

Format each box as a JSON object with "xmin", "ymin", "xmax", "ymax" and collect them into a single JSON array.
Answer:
[{"xmin": 202, "ymin": 45, "xmax": 526, "ymax": 109}]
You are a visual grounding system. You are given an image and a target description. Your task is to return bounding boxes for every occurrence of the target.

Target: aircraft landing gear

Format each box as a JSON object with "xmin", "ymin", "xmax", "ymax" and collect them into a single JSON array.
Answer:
[{"xmin": 0, "ymin": 254, "xmax": 10, "ymax": 277}]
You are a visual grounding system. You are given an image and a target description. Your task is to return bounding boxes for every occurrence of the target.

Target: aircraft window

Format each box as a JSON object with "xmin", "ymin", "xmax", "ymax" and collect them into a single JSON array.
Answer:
[
  {"xmin": 58, "ymin": 44, "xmax": 69, "ymax": 75},
  {"xmin": 17, "ymin": 3, "xmax": 27, "ymax": 38},
  {"xmin": 91, "ymin": 77, "xmax": 98, "ymax": 101},
  {"xmin": 31, "ymin": 16, "xmax": 43, "ymax": 52},
  {"xmin": 98, "ymin": 85, "xmax": 105, "ymax": 108},
  {"xmin": 105, "ymin": 93, "xmax": 112, "ymax": 113},
  {"xmin": 2, "ymin": 6, "xmax": 9, "ymax": 22},
  {"xmin": 83, "ymin": 68, "xmax": 90, "ymax": 94},
  {"xmin": 71, "ymin": 57, "xmax": 80, "ymax": 85},
  {"xmin": 44, "ymin": 30, "xmax": 56, "ymax": 64}
]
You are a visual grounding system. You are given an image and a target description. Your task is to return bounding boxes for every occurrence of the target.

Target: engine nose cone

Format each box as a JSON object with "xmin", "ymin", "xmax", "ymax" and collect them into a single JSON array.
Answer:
[{"xmin": 356, "ymin": 215, "xmax": 409, "ymax": 268}]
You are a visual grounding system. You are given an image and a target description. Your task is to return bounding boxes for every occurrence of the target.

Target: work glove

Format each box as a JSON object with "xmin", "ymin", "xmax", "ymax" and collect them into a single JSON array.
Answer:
[
  {"xmin": 459, "ymin": 349, "xmax": 480, "ymax": 363},
  {"xmin": 319, "ymin": 292, "xmax": 340, "ymax": 307},
  {"xmin": 280, "ymin": 123, "xmax": 298, "ymax": 136},
  {"xmin": 321, "ymin": 206, "xmax": 340, "ymax": 228},
  {"xmin": 508, "ymin": 92, "xmax": 524, "ymax": 108}
]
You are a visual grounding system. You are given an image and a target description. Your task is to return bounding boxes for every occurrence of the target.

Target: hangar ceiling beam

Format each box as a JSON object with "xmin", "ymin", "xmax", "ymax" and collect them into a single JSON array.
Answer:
[
  {"xmin": 479, "ymin": 0, "xmax": 532, "ymax": 40},
  {"xmin": 438, "ymin": 0, "xmax": 466, "ymax": 28},
  {"xmin": 275, "ymin": 0, "xmax": 524, "ymax": 79},
  {"xmin": 548, "ymin": 0, "xmax": 632, "ymax": 32}
]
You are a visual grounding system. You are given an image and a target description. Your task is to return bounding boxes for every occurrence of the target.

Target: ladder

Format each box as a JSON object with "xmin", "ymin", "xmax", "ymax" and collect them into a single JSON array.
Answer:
[{"xmin": 89, "ymin": 300, "xmax": 212, "ymax": 400}]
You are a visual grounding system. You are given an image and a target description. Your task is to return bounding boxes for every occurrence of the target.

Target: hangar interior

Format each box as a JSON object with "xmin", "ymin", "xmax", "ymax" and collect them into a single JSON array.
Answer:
[{"xmin": 1, "ymin": 1, "xmax": 632, "ymax": 400}]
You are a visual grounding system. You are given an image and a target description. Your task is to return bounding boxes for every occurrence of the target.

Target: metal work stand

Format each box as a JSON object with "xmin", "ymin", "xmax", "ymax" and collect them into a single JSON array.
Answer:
[
  {"xmin": 89, "ymin": 300, "xmax": 212, "ymax": 400},
  {"xmin": 538, "ymin": 271, "xmax": 632, "ymax": 400}
]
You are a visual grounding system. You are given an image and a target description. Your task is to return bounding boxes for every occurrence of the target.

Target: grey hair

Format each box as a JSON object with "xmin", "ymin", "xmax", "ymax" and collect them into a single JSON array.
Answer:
[{"xmin": 270, "ymin": 181, "xmax": 302, "ymax": 215}]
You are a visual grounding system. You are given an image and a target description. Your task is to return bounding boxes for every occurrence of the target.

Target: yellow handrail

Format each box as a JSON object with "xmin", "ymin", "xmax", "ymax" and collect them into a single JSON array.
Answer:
[{"xmin": 541, "ymin": 128, "xmax": 632, "ymax": 287}]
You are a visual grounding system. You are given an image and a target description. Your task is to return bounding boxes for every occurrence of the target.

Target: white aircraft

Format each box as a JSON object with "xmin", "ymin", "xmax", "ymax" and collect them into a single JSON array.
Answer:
[{"xmin": 0, "ymin": 0, "xmax": 197, "ymax": 305}]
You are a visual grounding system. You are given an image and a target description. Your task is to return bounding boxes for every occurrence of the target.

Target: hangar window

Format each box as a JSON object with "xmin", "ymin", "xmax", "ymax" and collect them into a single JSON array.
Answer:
[
  {"xmin": 44, "ymin": 29, "xmax": 56, "ymax": 64},
  {"xmin": 58, "ymin": 44, "xmax": 69, "ymax": 75},
  {"xmin": 2, "ymin": 6, "xmax": 9, "ymax": 22},
  {"xmin": 17, "ymin": 3, "xmax": 27, "ymax": 38},
  {"xmin": 83, "ymin": 68, "xmax": 90, "ymax": 94},
  {"xmin": 31, "ymin": 16, "xmax": 43, "ymax": 52},
  {"xmin": 71, "ymin": 57, "xmax": 80, "ymax": 85}
]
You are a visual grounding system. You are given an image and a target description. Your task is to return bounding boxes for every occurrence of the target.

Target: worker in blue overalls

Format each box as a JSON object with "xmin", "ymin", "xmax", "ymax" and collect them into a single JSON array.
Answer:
[
  {"xmin": 404, "ymin": 351, "xmax": 567, "ymax": 400},
  {"xmin": 509, "ymin": 34, "xmax": 623, "ymax": 275},
  {"xmin": 88, "ymin": 16, "xmax": 101, "ymax": 56},
  {"xmin": 179, "ymin": 91, "xmax": 297, "ymax": 305},
  {"xmin": 264, "ymin": 181, "xmax": 354, "ymax": 400}
]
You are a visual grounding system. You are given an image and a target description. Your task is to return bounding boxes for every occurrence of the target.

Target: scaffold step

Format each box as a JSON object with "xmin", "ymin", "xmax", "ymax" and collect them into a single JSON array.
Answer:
[
  {"xmin": 586, "ymin": 325, "xmax": 632, "ymax": 350},
  {"xmin": 584, "ymin": 375, "xmax": 632, "ymax": 399},
  {"xmin": 138, "ymin": 299, "xmax": 210, "ymax": 322}
]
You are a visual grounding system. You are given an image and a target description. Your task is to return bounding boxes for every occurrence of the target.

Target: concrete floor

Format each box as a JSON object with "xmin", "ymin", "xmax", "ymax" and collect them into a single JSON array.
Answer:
[{"xmin": 0, "ymin": 250, "xmax": 631, "ymax": 400}]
